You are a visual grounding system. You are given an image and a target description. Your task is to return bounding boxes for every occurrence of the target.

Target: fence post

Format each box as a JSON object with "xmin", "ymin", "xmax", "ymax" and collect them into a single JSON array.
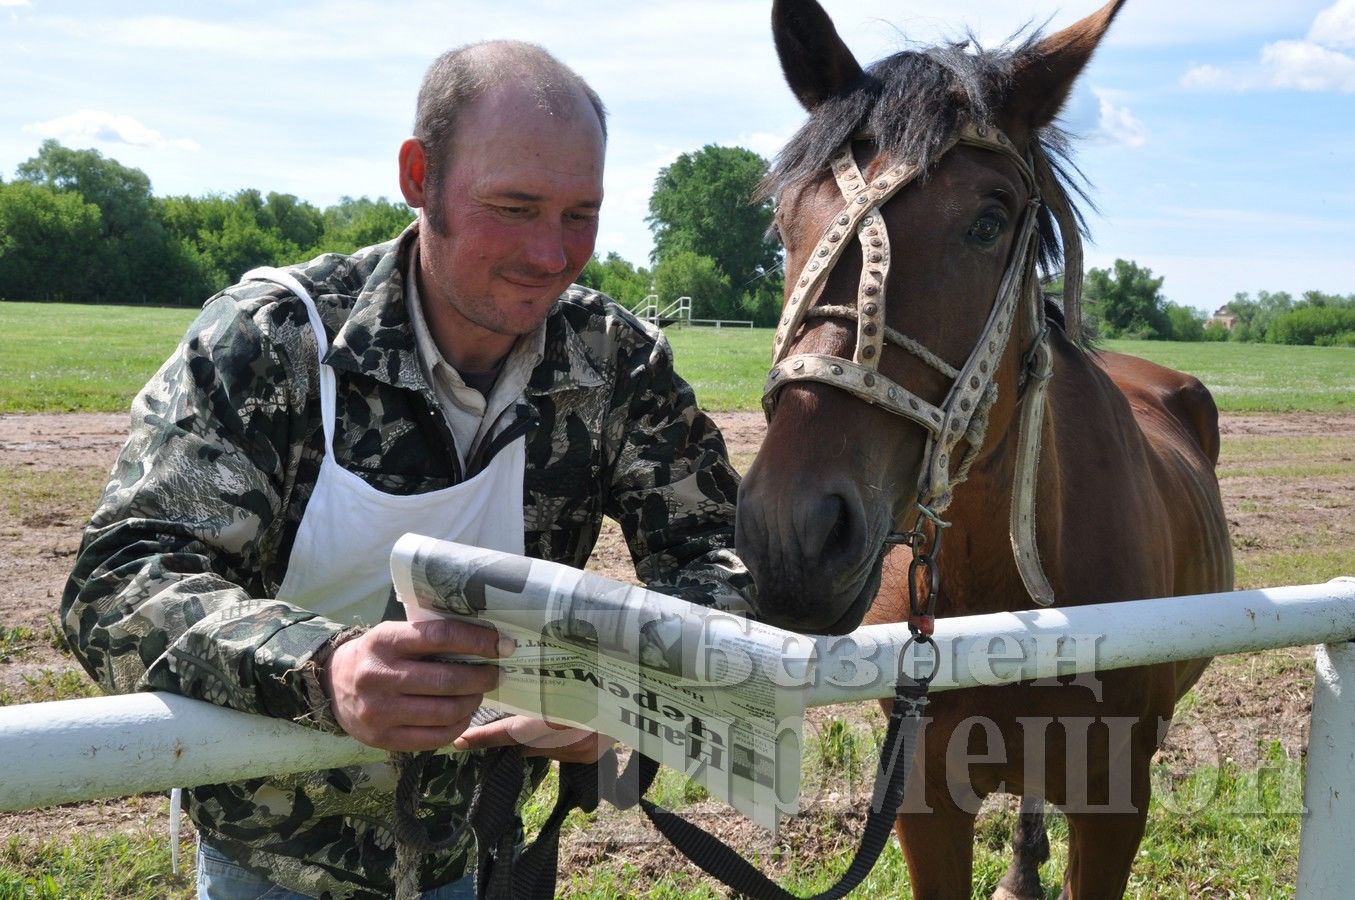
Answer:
[{"xmin": 1297, "ymin": 638, "xmax": 1355, "ymax": 898}]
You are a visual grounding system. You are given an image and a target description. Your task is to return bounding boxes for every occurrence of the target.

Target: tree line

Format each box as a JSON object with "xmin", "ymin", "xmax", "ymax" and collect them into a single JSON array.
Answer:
[
  {"xmin": 0, "ymin": 139, "xmax": 785, "ymax": 322},
  {"xmin": 3, "ymin": 140, "xmax": 1349, "ymax": 344},
  {"xmin": 1070, "ymin": 258, "xmax": 1355, "ymax": 347},
  {"xmin": 0, "ymin": 140, "xmax": 415, "ymax": 307}
]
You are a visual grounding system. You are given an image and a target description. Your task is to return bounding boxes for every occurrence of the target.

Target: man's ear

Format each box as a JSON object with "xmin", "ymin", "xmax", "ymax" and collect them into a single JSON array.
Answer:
[{"xmin": 398, "ymin": 138, "xmax": 428, "ymax": 209}]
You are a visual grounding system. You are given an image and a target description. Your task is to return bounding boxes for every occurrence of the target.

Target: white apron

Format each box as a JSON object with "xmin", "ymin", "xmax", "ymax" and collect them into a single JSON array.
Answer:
[
  {"xmin": 243, "ymin": 266, "xmax": 526, "ymax": 624},
  {"xmin": 176, "ymin": 269, "xmax": 527, "ymax": 872},
  {"xmin": 176, "ymin": 269, "xmax": 526, "ymax": 872}
]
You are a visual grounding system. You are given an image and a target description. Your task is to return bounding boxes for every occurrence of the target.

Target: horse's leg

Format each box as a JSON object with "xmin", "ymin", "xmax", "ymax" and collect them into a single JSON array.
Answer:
[
  {"xmin": 1060, "ymin": 807, "xmax": 1147, "ymax": 900},
  {"xmin": 1059, "ymin": 756, "xmax": 1152, "ymax": 900},
  {"xmin": 895, "ymin": 803, "xmax": 977, "ymax": 900},
  {"xmin": 892, "ymin": 731, "xmax": 979, "ymax": 900},
  {"xmin": 994, "ymin": 795, "xmax": 1049, "ymax": 900}
]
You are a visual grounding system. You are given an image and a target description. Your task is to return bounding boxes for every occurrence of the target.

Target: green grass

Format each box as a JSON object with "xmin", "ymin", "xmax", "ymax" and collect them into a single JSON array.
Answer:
[
  {"xmin": 1234, "ymin": 545, "xmax": 1355, "ymax": 592},
  {"xmin": 668, "ymin": 330, "xmax": 1355, "ymax": 413},
  {"xmin": 1105, "ymin": 339, "xmax": 1355, "ymax": 413},
  {"xmin": 664, "ymin": 326, "xmax": 776, "ymax": 411},
  {"xmin": 0, "ymin": 464, "xmax": 108, "ymax": 522},
  {"xmin": 0, "ymin": 301, "xmax": 196, "ymax": 413},
  {"xmin": 2, "ymin": 303, "xmax": 1351, "ymax": 413},
  {"xmin": 1, "ymin": 831, "xmax": 194, "ymax": 899}
]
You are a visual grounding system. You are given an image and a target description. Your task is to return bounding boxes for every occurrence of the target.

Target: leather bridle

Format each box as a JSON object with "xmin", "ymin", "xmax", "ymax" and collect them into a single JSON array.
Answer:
[{"xmin": 762, "ymin": 120, "xmax": 1059, "ymax": 606}]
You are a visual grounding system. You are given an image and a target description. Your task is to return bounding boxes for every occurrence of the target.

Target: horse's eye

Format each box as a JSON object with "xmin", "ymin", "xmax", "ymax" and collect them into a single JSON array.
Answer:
[{"xmin": 967, "ymin": 213, "xmax": 1005, "ymax": 245}]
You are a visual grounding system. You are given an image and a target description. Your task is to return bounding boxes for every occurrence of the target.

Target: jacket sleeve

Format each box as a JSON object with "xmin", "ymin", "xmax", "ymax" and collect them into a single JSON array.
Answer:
[
  {"xmin": 61, "ymin": 291, "xmax": 347, "ymax": 728},
  {"xmin": 604, "ymin": 326, "xmax": 757, "ymax": 613}
]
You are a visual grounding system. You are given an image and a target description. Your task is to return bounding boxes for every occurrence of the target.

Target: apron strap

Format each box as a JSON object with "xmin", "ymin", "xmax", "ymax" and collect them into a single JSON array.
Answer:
[{"xmin": 241, "ymin": 266, "xmax": 337, "ymax": 454}]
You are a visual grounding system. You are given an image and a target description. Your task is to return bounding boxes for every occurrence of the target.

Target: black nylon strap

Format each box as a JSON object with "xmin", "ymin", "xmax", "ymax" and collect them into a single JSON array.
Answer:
[
  {"xmin": 638, "ymin": 676, "xmax": 929, "ymax": 899},
  {"xmin": 475, "ymin": 746, "xmax": 659, "ymax": 899},
  {"xmin": 470, "ymin": 675, "xmax": 928, "ymax": 899}
]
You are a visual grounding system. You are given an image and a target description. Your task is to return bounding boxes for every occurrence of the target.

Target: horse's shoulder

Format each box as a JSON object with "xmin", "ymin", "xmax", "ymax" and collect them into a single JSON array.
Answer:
[{"xmin": 1096, "ymin": 351, "xmax": 1221, "ymax": 467}]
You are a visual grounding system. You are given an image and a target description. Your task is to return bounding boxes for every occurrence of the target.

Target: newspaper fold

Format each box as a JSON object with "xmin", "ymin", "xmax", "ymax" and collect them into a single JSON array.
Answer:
[{"xmin": 390, "ymin": 534, "xmax": 817, "ymax": 832}]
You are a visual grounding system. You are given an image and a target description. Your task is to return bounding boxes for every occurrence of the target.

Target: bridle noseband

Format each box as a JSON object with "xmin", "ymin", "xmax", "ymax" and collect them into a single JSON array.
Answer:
[{"xmin": 763, "ymin": 120, "xmax": 1058, "ymax": 606}]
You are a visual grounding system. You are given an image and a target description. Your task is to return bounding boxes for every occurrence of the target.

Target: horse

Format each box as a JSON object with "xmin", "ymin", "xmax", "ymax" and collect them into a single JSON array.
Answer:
[{"xmin": 734, "ymin": 1, "xmax": 1233, "ymax": 897}]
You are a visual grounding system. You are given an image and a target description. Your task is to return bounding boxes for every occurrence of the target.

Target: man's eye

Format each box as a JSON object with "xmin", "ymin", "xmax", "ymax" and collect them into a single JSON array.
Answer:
[{"xmin": 967, "ymin": 213, "xmax": 1005, "ymax": 245}]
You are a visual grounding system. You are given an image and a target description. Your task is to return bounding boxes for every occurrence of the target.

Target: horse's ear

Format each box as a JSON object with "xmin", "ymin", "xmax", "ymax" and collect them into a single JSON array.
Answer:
[
  {"xmin": 772, "ymin": 0, "xmax": 865, "ymax": 110},
  {"xmin": 1008, "ymin": 0, "xmax": 1127, "ymax": 130}
]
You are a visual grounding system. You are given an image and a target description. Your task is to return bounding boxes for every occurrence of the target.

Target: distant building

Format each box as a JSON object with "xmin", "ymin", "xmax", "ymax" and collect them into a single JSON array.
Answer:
[{"xmin": 1208, "ymin": 306, "xmax": 1238, "ymax": 330}]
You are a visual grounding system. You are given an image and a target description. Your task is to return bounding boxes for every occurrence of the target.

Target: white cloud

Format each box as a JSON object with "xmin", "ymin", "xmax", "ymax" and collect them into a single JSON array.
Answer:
[
  {"xmin": 1180, "ymin": 64, "xmax": 1240, "ymax": 90},
  {"xmin": 1262, "ymin": 38, "xmax": 1355, "ymax": 91},
  {"xmin": 1181, "ymin": 1, "xmax": 1355, "ymax": 93},
  {"xmin": 0, "ymin": 0, "xmax": 31, "ymax": 7},
  {"xmin": 24, "ymin": 110, "xmax": 200, "ymax": 151},
  {"xmin": 1310, "ymin": 0, "xmax": 1355, "ymax": 49},
  {"xmin": 1095, "ymin": 94, "xmax": 1149, "ymax": 147}
]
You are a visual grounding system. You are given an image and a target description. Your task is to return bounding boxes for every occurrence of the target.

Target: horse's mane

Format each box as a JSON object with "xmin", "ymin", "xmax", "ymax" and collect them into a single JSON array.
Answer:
[{"xmin": 759, "ymin": 32, "xmax": 1094, "ymax": 343}]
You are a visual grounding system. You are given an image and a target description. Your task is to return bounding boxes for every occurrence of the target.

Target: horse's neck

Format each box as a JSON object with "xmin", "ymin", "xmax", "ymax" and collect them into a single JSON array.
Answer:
[{"xmin": 934, "ymin": 333, "xmax": 1112, "ymax": 615}]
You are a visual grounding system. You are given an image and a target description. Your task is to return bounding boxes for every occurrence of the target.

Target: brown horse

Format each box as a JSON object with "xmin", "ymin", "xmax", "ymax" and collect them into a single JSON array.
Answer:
[{"xmin": 736, "ymin": 1, "xmax": 1233, "ymax": 897}]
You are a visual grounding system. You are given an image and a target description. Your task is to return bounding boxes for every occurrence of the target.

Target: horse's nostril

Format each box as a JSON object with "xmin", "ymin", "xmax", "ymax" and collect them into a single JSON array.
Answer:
[
  {"xmin": 804, "ymin": 492, "xmax": 857, "ymax": 562},
  {"xmin": 824, "ymin": 495, "xmax": 853, "ymax": 553}
]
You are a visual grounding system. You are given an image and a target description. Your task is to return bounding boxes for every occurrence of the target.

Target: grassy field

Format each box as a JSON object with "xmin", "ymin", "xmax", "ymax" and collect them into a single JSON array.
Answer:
[
  {"xmin": 666, "ymin": 329, "xmax": 1355, "ymax": 413},
  {"xmin": 2, "ymin": 301, "xmax": 1352, "ymax": 414},
  {"xmin": 0, "ymin": 302, "xmax": 196, "ymax": 414}
]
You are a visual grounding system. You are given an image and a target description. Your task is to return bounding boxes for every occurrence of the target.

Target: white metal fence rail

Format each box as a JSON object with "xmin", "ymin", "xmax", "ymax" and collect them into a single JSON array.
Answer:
[{"xmin": 3, "ymin": 578, "xmax": 1353, "ymax": 894}]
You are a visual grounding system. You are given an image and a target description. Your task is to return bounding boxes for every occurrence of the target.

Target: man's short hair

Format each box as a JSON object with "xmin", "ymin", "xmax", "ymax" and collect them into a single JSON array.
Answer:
[{"xmin": 414, "ymin": 41, "xmax": 608, "ymax": 233}]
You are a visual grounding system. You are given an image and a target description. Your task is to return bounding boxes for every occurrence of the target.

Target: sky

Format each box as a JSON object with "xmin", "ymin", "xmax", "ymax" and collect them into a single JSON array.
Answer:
[{"xmin": 1, "ymin": 0, "xmax": 1351, "ymax": 315}]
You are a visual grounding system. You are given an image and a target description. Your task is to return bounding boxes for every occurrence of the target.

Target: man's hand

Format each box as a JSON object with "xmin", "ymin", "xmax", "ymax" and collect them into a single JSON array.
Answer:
[
  {"xmin": 454, "ymin": 715, "xmax": 614, "ymax": 764},
  {"xmin": 319, "ymin": 619, "xmax": 513, "ymax": 752}
]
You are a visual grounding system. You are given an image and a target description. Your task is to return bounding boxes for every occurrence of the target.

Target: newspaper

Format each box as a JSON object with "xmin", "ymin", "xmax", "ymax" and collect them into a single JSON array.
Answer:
[{"xmin": 389, "ymin": 533, "xmax": 817, "ymax": 832}]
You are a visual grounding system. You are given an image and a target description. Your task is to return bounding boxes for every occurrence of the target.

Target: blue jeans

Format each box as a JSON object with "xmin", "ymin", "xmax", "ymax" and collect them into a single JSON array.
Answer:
[{"xmin": 196, "ymin": 840, "xmax": 477, "ymax": 899}]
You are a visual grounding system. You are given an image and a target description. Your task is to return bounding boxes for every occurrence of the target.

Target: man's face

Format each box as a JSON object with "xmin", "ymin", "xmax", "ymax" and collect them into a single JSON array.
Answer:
[{"xmin": 413, "ymin": 84, "xmax": 605, "ymax": 348}]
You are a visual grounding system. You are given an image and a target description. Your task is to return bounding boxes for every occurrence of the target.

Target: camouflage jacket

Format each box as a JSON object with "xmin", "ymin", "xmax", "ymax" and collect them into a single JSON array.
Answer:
[{"xmin": 61, "ymin": 225, "xmax": 753, "ymax": 898}]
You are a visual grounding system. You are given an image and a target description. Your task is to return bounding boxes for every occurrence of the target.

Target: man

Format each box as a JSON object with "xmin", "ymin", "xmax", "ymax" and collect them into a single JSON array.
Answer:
[{"xmin": 62, "ymin": 41, "xmax": 752, "ymax": 899}]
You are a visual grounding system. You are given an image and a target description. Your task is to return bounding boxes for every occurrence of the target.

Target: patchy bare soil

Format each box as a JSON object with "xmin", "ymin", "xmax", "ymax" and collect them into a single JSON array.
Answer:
[{"xmin": 2, "ymin": 410, "xmax": 1352, "ymax": 878}]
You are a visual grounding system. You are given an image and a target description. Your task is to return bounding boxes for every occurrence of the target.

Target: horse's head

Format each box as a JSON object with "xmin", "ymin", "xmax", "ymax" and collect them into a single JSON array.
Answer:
[{"xmin": 737, "ymin": 0, "xmax": 1124, "ymax": 633}]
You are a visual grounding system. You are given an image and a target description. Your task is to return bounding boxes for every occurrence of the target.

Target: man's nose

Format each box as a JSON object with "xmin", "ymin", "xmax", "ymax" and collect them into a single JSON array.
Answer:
[{"xmin": 523, "ymin": 221, "xmax": 568, "ymax": 274}]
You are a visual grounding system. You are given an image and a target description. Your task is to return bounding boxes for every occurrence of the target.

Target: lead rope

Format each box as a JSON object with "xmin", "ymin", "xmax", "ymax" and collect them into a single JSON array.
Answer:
[
  {"xmin": 634, "ymin": 515, "xmax": 942, "ymax": 899},
  {"xmin": 637, "ymin": 670, "xmax": 930, "ymax": 899}
]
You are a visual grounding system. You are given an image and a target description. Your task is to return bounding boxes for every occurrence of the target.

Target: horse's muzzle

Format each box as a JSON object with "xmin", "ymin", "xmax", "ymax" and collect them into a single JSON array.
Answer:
[{"xmin": 735, "ymin": 470, "xmax": 887, "ymax": 634}]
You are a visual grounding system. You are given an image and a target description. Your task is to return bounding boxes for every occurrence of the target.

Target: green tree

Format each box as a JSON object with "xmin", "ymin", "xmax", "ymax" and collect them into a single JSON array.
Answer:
[
  {"xmin": 1224, "ymin": 290, "xmax": 1294, "ymax": 342},
  {"xmin": 652, "ymin": 251, "xmax": 732, "ymax": 320},
  {"xmin": 1163, "ymin": 302, "xmax": 1206, "ymax": 342},
  {"xmin": 316, "ymin": 196, "xmax": 414, "ymax": 252},
  {"xmin": 1267, "ymin": 305, "xmax": 1355, "ymax": 346},
  {"xmin": 577, "ymin": 251, "xmax": 652, "ymax": 306},
  {"xmin": 0, "ymin": 181, "xmax": 102, "ymax": 300},
  {"xmin": 14, "ymin": 140, "xmax": 182, "ymax": 304},
  {"xmin": 647, "ymin": 145, "xmax": 781, "ymax": 306},
  {"xmin": 1202, "ymin": 319, "xmax": 1230, "ymax": 342},
  {"xmin": 1083, "ymin": 259, "xmax": 1168, "ymax": 339},
  {"xmin": 259, "ymin": 191, "xmax": 324, "ymax": 251}
]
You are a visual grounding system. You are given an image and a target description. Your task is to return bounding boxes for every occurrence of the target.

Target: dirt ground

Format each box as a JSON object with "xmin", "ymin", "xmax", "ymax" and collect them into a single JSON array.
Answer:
[{"xmin": 2, "ymin": 410, "xmax": 1353, "ymax": 868}]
